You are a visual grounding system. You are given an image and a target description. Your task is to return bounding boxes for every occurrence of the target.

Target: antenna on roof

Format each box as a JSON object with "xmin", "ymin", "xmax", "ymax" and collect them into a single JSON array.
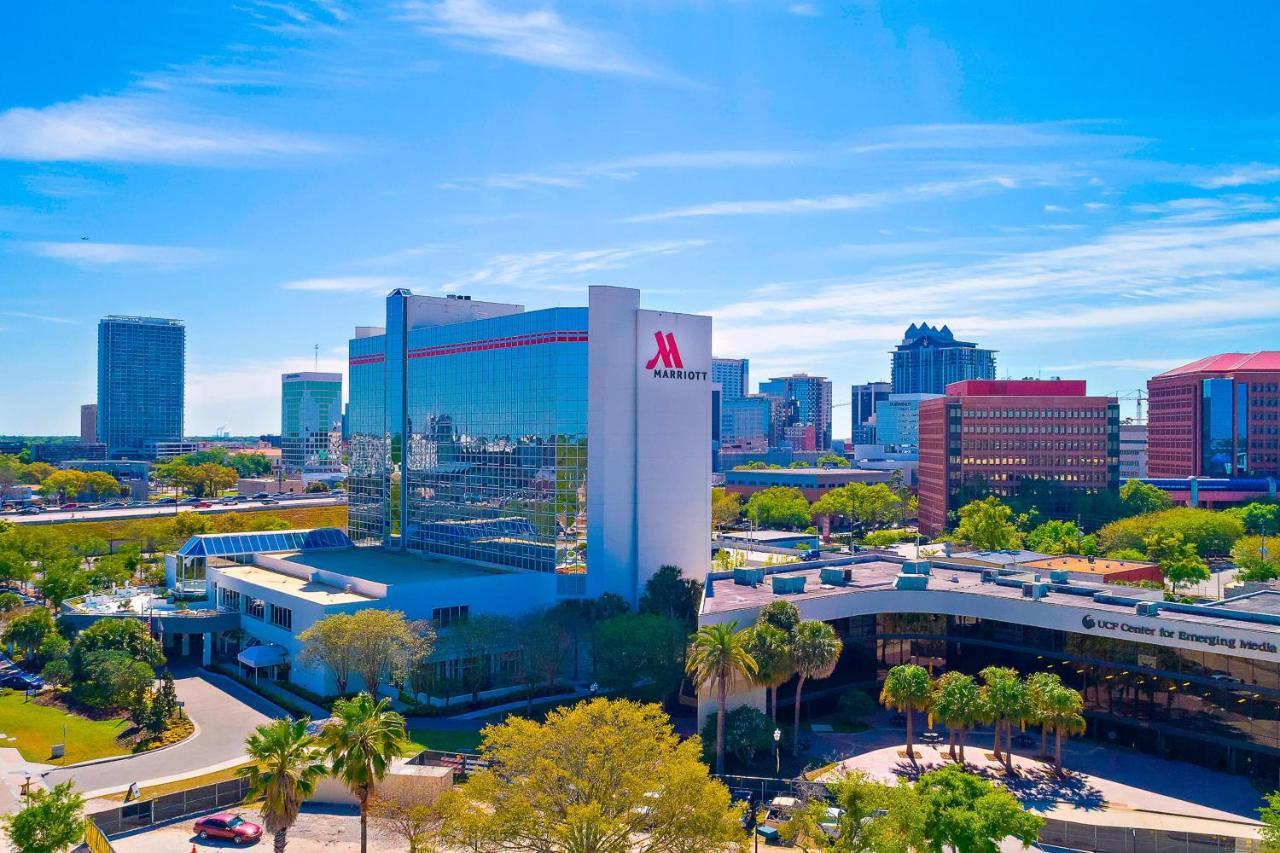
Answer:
[{"xmin": 314, "ymin": 343, "xmax": 319, "ymax": 370}]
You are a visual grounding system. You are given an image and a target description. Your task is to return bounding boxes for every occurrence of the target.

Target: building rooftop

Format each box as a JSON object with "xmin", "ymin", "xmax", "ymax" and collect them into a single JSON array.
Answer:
[
  {"xmin": 1023, "ymin": 555, "xmax": 1159, "ymax": 575},
  {"xmin": 725, "ymin": 467, "xmax": 890, "ymax": 480},
  {"xmin": 945, "ymin": 379, "xmax": 1089, "ymax": 397},
  {"xmin": 1153, "ymin": 352, "xmax": 1280, "ymax": 378},
  {"xmin": 218, "ymin": 564, "xmax": 375, "ymax": 605},
  {"xmin": 273, "ymin": 546, "xmax": 511, "ymax": 585},
  {"xmin": 719, "ymin": 529, "xmax": 817, "ymax": 543},
  {"xmin": 948, "ymin": 549, "xmax": 1053, "ymax": 567}
]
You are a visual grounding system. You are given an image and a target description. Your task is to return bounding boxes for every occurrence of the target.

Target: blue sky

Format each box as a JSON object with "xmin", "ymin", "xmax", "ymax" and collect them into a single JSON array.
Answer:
[{"xmin": 2, "ymin": 1, "xmax": 1279, "ymax": 436}]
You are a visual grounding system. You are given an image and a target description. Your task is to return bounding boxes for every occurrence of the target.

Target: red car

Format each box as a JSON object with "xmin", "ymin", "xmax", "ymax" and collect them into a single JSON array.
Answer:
[
  {"xmin": 193, "ymin": 812, "xmax": 262, "ymax": 844},
  {"xmin": 194, "ymin": 501, "xmax": 212, "ymax": 508},
  {"xmin": 59, "ymin": 503, "xmax": 78, "ymax": 510}
]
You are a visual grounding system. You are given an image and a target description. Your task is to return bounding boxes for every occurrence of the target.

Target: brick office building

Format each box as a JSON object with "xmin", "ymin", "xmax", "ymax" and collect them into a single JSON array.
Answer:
[
  {"xmin": 918, "ymin": 380, "xmax": 1119, "ymax": 536},
  {"xmin": 1148, "ymin": 353, "xmax": 1280, "ymax": 478}
]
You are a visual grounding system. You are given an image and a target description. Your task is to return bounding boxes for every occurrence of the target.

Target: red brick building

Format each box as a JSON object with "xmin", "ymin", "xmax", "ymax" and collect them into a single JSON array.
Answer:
[
  {"xmin": 1148, "ymin": 353, "xmax": 1280, "ymax": 478},
  {"xmin": 918, "ymin": 380, "xmax": 1119, "ymax": 536}
]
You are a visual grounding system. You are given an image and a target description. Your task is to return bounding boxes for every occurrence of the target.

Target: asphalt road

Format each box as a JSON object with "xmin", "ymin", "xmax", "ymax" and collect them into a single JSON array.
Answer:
[
  {"xmin": 43, "ymin": 670, "xmax": 283, "ymax": 796},
  {"xmin": 6, "ymin": 496, "xmax": 344, "ymax": 525}
]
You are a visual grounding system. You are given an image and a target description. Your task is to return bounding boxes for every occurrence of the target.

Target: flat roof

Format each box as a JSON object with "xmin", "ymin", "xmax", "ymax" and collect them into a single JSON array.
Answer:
[
  {"xmin": 218, "ymin": 564, "xmax": 374, "ymax": 605},
  {"xmin": 271, "ymin": 546, "xmax": 511, "ymax": 585},
  {"xmin": 1024, "ymin": 555, "xmax": 1158, "ymax": 573},
  {"xmin": 726, "ymin": 468, "xmax": 885, "ymax": 477},
  {"xmin": 949, "ymin": 549, "xmax": 1053, "ymax": 566},
  {"xmin": 720, "ymin": 530, "xmax": 816, "ymax": 543}
]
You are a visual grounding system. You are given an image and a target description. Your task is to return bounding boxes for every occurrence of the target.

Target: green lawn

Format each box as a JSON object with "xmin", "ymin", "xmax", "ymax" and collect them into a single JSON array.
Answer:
[
  {"xmin": 407, "ymin": 728, "xmax": 484, "ymax": 754},
  {"xmin": 0, "ymin": 691, "xmax": 130, "ymax": 764}
]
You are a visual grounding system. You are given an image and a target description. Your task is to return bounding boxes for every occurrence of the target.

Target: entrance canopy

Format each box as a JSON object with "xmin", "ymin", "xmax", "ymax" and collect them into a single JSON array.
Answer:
[{"xmin": 237, "ymin": 644, "xmax": 288, "ymax": 669}]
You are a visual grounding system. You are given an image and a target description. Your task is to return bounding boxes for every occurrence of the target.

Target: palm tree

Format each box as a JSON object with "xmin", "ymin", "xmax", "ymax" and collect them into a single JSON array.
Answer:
[
  {"xmin": 686, "ymin": 622, "xmax": 759, "ymax": 775},
  {"xmin": 980, "ymin": 666, "xmax": 1030, "ymax": 773},
  {"xmin": 239, "ymin": 718, "xmax": 327, "ymax": 853},
  {"xmin": 1041, "ymin": 684, "xmax": 1086, "ymax": 774},
  {"xmin": 790, "ymin": 620, "xmax": 843, "ymax": 756},
  {"xmin": 931, "ymin": 671, "xmax": 982, "ymax": 763},
  {"xmin": 880, "ymin": 664, "xmax": 932, "ymax": 763},
  {"xmin": 746, "ymin": 623, "xmax": 793, "ymax": 722},
  {"xmin": 1027, "ymin": 671, "xmax": 1063, "ymax": 759},
  {"xmin": 320, "ymin": 692, "xmax": 410, "ymax": 853}
]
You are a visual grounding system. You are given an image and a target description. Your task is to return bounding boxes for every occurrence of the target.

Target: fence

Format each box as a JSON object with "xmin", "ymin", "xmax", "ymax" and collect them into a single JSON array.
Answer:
[
  {"xmin": 407, "ymin": 749, "xmax": 488, "ymax": 777},
  {"xmin": 1038, "ymin": 818, "xmax": 1261, "ymax": 852},
  {"xmin": 83, "ymin": 818, "xmax": 116, "ymax": 853},
  {"xmin": 89, "ymin": 778, "xmax": 252, "ymax": 837}
]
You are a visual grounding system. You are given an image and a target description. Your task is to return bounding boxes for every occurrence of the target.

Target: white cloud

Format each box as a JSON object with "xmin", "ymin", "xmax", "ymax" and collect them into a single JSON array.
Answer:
[
  {"xmin": 1, "ymin": 311, "xmax": 75, "ymax": 324},
  {"xmin": 357, "ymin": 244, "xmax": 450, "ymax": 266},
  {"xmin": 1043, "ymin": 204, "xmax": 1068, "ymax": 213},
  {"xmin": 787, "ymin": 3, "xmax": 819, "ymax": 16},
  {"xmin": 188, "ymin": 353, "xmax": 347, "ymax": 433},
  {"xmin": 626, "ymin": 176, "xmax": 1019, "ymax": 222},
  {"xmin": 281, "ymin": 275, "xmax": 413, "ymax": 292},
  {"xmin": 849, "ymin": 122, "xmax": 1143, "ymax": 155},
  {"xmin": 0, "ymin": 94, "xmax": 329, "ymax": 165},
  {"xmin": 23, "ymin": 241, "xmax": 213, "ymax": 268},
  {"xmin": 1193, "ymin": 163, "xmax": 1280, "ymax": 189},
  {"xmin": 443, "ymin": 240, "xmax": 707, "ymax": 291},
  {"xmin": 400, "ymin": 0, "xmax": 662, "ymax": 77}
]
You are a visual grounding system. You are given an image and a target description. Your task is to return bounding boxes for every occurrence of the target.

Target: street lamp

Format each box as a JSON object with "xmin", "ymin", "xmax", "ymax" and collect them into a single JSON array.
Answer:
[{"xmin": 773, "ymin": 728, "xmax": 781, "ymax": 774}]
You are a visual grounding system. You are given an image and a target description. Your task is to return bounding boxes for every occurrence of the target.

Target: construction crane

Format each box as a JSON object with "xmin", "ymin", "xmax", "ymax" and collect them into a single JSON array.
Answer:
[{"xmin": 1108, "ymin": 389, "xmax": 1148, "ymax": 424}]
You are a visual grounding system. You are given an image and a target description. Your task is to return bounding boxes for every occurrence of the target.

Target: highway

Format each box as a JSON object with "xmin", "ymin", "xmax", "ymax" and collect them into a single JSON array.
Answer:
[{"xmin": 4, "ymin": 495, "xmax": 345, "ymax": 525}]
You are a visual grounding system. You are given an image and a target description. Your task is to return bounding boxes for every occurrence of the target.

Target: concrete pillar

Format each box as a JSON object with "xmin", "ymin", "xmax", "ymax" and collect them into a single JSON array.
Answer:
[
  {"xmin": 202, "ymin": 633, "xmax": 212, "ymax": 666},
  {"xmin": 181, "ymin": 633, "xmax": 190, "ymax": 657}
]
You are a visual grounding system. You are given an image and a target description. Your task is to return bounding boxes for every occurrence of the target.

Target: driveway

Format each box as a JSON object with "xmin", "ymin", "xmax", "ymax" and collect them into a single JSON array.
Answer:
[{"xmin": 44, "ymin": 669, "xmax": 283, "ymax": 797}]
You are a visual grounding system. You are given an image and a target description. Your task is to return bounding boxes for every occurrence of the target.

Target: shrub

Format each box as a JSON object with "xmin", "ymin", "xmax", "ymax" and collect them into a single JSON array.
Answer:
[
  {"xmin": 863, "ymin": 529, "xmax": 912, "ymax": 547},
  {"xmin": 700, "ymin": 705, "xmax": 782, "ymax": 769},
  {"xmin": 40, "ymin": 658, "xmax": 72, "ymax": 686},
  {"xmin": 838, "ymin": 689, "xmax": 878, "ymax": 726},
  {"xmin": 1096, "ymin": 508, "xmax": 1243, "ymax": 557}
]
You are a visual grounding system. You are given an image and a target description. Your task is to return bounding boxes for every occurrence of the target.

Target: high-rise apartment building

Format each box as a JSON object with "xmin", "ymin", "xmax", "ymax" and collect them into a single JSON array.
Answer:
[
  {"xmin": 80, "ymin": 404, "xmax": 97, "ymax": 443},
  {"xmin": 712, "ymin": 358, "xmax": 750, "ymax": 401},
  {"xmin": 851, "ymin": 381, "xmax": 890, "ymax": 443},
  {"xmin": 891, "ymin": 323, "xmax": 996, "ymax": 395},
  {"xmin": 758, "ymin": 374, "xmax": 833, "ymax": 450},
  {"xmin": 1148, "ymin": 353, "xmax": 1280, "ymax": 478},
  {"xmin": 97, "ymin": 316, "xmax": 185, "ymax": 458},
  {"xmin": 347, "ymin": 286, "xmax": 711, "ymax": 603},
  {"xmin": 281, "ymin": 372, "xmax": 343, "ymax": 472},
  {"xmin": 918, "ymin": 380, "xmax": 1119, "ymax": 536}
]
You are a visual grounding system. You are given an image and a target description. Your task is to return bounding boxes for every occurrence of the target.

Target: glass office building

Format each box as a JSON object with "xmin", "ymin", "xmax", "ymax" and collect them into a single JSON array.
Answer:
[
  {"xmin": 758, "ymin": 374, "xmax": 833, "ymax": 450},
  {"xmin": 348, "ymin": 294, "xmax": 588, "ymax": 575},
  {"xmin": 891, "ymin": 323, "xmax": 996, "ymax": 395},
  {"xmin": 97, "ymin": 315, "xmax": 185, "ymax": 457},
  {"xmin": 281, "ymin": 372, "xmax": 343, "ymax": 471}
]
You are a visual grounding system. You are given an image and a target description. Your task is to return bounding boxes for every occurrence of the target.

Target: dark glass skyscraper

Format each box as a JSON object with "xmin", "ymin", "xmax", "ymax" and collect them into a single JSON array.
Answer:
[
  {"xmin": 890, "ymin": 323, "xmax": 996, "ymax": 395},
  {"xmin": 97, "ymin": 315, "xmax": 185, "ymax": 457}
]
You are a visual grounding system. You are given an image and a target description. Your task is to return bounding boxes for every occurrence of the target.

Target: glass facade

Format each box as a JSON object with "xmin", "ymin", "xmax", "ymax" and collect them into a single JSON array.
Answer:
[
  {"xmin": 281, "ymin": 373, "xmax": 343, "ymax": 471},
  {"xmin": 97, "ymin": 316, "xmax": 185, "ymax": 456},
  {"xmin": 347, "ymin": 294, "xmax": 589, "ymax": 575},
  {"xmin": 758, "ymin": 375, "xmax": 833, "ymax": 450},
  {"xmin": 174, "ymin": 528, "xmax": 353, "ymax": 595},
  {"xmin": 1201, "ymin": 378, "xmax": 1248, "ymax": 476}
]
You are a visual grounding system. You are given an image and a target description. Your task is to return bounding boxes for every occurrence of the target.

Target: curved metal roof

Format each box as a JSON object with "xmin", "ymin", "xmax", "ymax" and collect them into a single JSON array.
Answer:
[{"xmin": 177, "ymin": 527, "xmax": 352, "ymax": 558}]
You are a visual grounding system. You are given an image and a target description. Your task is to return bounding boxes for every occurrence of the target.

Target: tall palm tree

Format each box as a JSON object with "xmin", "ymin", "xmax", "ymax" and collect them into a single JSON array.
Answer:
[
  {"xmin": 746, "ymin": 623, "xmax": 793, "ymax": 722},
  {"xmin": 930, "ymin": 671, "xmax": 982, "ymax": 763},
  {"xmin": 320, "ymin": 692, "xmax": 410, "ymax": 853},
  {"xmin": 1042, "ymin": 684, "xmax": 1086, "ymax": 774},
  {"xmin": 790, "ymin": 620, "xmax": 843, "ymax": 756},
  {"xmin": 980, "ymin": 666, "xmax": 1030, "ymax": 773},
  {"xmin": 686, "ymin": 622, "xmax": 758, "ymax": 775},
  {"xmin": 880, "ymin": 664, "xmax": 932, "ymax": 763},
  {"xmin": 1027, "ymin": 671, "xmax": 1063, "ymax": 759},
  {"xmin": 239, "ymin": 718, "xmax": 327, "ymax": 853}
]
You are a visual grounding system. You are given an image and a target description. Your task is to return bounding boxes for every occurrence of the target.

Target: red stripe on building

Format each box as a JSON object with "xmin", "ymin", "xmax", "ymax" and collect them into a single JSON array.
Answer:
[
  {"xmin": 349, "ymin": 355, "xmax": 385, "ymax": 366},
  {"xmin": 406, "ymin": 331, "xmax": 588, "ymax": 360}
]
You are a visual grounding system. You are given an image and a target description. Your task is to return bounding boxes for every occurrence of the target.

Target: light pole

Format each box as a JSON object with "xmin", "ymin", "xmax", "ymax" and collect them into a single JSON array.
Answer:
[{"xmin": 773, "ymin": 728, "xmax": 781, "ymax": 774}]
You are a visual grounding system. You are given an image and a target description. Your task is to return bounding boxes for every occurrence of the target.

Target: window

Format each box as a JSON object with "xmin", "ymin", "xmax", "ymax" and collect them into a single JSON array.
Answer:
[
  {"xmin": 221, "ymin": 588, "xmax": 242, "ymax": 611},
  {"xmin": 270, "ymin": 604, "xmax": 292, "ymax": 630},
  {"xmin": 246, "ymin": 598, "xmax": 265, "ymax": 620},
  {"xmin": 432, "ymin": 605, "xmax": 470, "ymax": 627}
]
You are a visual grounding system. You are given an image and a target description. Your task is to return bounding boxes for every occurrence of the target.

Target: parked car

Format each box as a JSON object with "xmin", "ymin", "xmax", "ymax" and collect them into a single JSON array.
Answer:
[
  {"xmin": 801, "ymin": 549, "xmax": 822, "ymax": 561},
  {"xmin": 0, "ymin": 505, "xmax": 15, "ymax": 513},
  {"xmin": 99, "ymin": 501, "xmax": 127, "ymax": 509},
  {"xmin": 0, "ymin": 671, "xmax": 44, "ymax": 691},
  {"xmin": 59, "ymin": 503, "xmax": 78, "ymax": 510},
  {"xmin": 251, "ymin": 492, "xmax": 271, "ymax": 500},
  {"xmin": 179, "ymin": 497, "xmax": 202, "ymax": 505},
  {"xmin": 194, "ymin": 501, "xmax": 212, "ymax": 508},
  {"xmin": 220, "ymin": 497, "xmax": 240, "ymax": 505},
  {"xmin": 193, "ymin": 813, "xmax": 262, "ymax": 844},
  {"xmin": 17, "ymin": 506, "xmax": 42, "ymax": 515},
  {"xmin": 154, "ymin": 498, "xmax": 177, "ymax": 505},
  {"xmin": 259, "ymin": 498, "xmax": 279, "ymax": 505}
]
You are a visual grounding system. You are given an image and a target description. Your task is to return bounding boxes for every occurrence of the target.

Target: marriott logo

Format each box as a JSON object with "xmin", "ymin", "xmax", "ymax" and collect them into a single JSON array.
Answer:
[{"xmin": 644, "ymin": 331, "xmax": 707, "ymax": 381}]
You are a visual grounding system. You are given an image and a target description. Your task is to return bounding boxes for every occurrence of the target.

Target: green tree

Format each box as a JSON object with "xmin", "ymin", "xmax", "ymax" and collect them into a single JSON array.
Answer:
[
  {"xmin": 1144, "ymin": 531, "xmax": 1209, "ymax": 592},
  {"xmin": 746, "ymin": 623, "xmax": 793, "ymax": 722},
  {"xmin": 240, "ymin": 718, "xmax": 327, "ymax": 853},
  {"xmin": 1097, "ymin": 507, "xmax": 1243, "ymax": 557},
  {"xmin": 789, "ymin": 619, "xmax": 842, "ymax": 756},
  {"xmin": 297, "ymin": 612, "xmax": 358, "ymax": 695},
  {"xmin": 880, "ymin": 664, "xmax": 933, "ymax": 763},
  {"xmin": 954, "ymin": 497, "xmax": 1022, "ymax": 550},
  {"xmin": 685, "ymin": 621, "xmax": 758, "ymax": 775},
  {"xmin": 347, "ymin": 609, "xmax": 435, "ymax": 698},
  {"xmin": 699, "ymin": 705, "xmax": 778, "ymax": 768},
  {"xmin": 744, "ymin": 486, "xmax": 812, "ymax": 530},
  {"xmin": 72, "ymin": 650, "xmax": 154, "ymax": 716},
  {"xmin": 1258, "ymin": 788, "xmax": 1280, "ymax": 852},
  {"xmin": 1040, "ymin": 683, "xmax": 1086, "ymax": 773},
  {"xmin": 711, "ymin": 488, "xmax": 742, "ymax": 529},
  {"xmin": 37, "ymin": 633, "xmax": 70, "ymax": 668},
  {"xmin": 3, "ymin": 607, "xmax": 54, "ymax": 656},
  {"xmin": 228, "ymin": 452, "xmax": 273, "ymax": 477},
  {"xmin": 72, "ymin": 617, "xmax": 165, "ymax": 673},
  {"xmin": 35, "ymin": 561, "xmax": 89, "ymax": 607},
  {"xmin": 82, "ymin": 471, "xmax": 122, "ymax": 500},
  {"xmin": 320, "ymin": 693, "xmax": 410, "ymax": 853},
  {"xmin": 1120, "ymin": 479, "xmax": 1173, "ymax": 516},
  {"xmin": 1228, "ymin": 502, "xmax": 1280, "ymax": 536},
  {"xmin": 592, "ymin": 614, "xmax": 686, "ymax": 702},
  {"xmin": 1024, "ymin": 520, "xmax": 1095, "ymax": 556},
  {"xmin": 1026, "ymin": 671, "xmax": 1062, "ymax": 759},
  {"xmin": 2, "ymin": 780, "xmax": 84, "ymax": 853},
  {"xmin": 758, "ymin": 598, "xmax": 800, "ymax": 633},
  {"xmin": 439, "ymin": 697, "xmax": 744, "ymax": 853},
  {"xmin": 817, "ymin": 453, "xmax": 850, "ymax": 468},
  {"xmin": 917, "ymin": 764, "xmax": 1043, "ymax": 853},
  {"xmin": 38, "ymin": 471, "xmax": 87, "ymax": 504},
  {"xmin": 638, "ymin": 564, "xmax": 703, "ymax": 630},
  {"xmin": 931, "ymin": 671, "xmax": 983, "ymax": 763},
  {"xmin": 980, "ymin": 666, "xmax": 1030, "ymax": 772},
  {"xmin": 1235, "ymin": 535, "xmax": 1280, "ymax": 582},
  {"xmin": 817, "ymin": 770, "xmax": 926, "ymax": 853}
]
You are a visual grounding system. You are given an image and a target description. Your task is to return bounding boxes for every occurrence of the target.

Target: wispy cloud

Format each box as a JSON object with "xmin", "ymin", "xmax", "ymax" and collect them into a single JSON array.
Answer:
[
  {"xmin": 2, "ymin": 311, "xmax": 75, "ymax": 325},
  {"xmin": 1193, "ymin": 163, "xmax": 1280, "ymax": 189},
  {"xmin": 626, "ymin": 176, "xmax": 1021, "ymax": 222},
  {"xmin": 848, "ymin": 122, "xmax": 1143, "ymax": 155},
  {"xmin": 281, "ymin": 275, "xmax": 413, "ymax": 293},
  {"xmin": 400, "ymin": 0, "xmax": 663, "ymax": 78},
  {"xmin": 23, "ymin": 241, "xmax": 214, "ymax": 268},
  {"xmin": 21, "ymin": 174, "xmax": 112, "ymax": 198},
  {"xmin": 442, "ymin": 240, "xmax": 707, "ymax": 291},
  {"xmin": 0, "ymin": 94, "xmax": 330, "ymax": 165},
  {"xmin": 788, "ymin": 3, "xmax": 819, "ymax": 16},
  {"xmin": 357, "ymin": 244, "xmax": 450, "ymax": 266}
]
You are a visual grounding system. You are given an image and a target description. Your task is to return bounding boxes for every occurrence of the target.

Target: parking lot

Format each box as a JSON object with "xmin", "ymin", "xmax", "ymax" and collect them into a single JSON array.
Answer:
[{"xmin": 101, "ymin": 804, "xmax": 401, "ymax": 852}]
